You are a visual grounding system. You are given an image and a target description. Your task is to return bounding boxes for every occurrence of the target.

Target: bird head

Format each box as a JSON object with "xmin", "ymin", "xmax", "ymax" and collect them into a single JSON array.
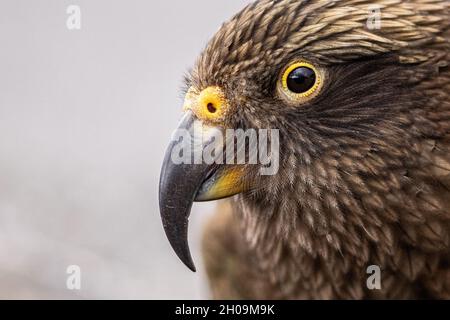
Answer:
[{"xmin": 159, "ymin": 0, "xmax": 450, "ymax": 271}]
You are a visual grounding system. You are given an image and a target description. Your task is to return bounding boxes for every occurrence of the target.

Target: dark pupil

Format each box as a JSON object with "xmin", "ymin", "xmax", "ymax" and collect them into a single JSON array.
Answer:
[{"xmin": 286, "ymin": 67, "xmax": 316, "ymax": 94}]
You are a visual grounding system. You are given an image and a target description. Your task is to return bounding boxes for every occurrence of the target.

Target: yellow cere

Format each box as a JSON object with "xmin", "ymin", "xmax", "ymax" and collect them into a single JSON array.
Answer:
[
  {"xmin": 281, "ymin": 61, "xmax": 321, "ymax": 99},
  {"xmin": 183, "ymin": 86, "xmax": 228, "ymax": 122}
]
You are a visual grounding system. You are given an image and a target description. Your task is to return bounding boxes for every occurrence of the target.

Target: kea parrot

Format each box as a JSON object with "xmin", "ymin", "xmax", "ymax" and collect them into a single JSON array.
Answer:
[{"xmin": 159, "ymin": 0, "xmax": 450, "ymax": 299}]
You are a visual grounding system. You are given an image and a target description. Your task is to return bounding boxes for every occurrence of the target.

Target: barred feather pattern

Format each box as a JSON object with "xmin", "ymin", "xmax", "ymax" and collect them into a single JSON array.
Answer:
[{"xmin": 200, "ymin": 0, "xmax": 450, "ymax": 299}]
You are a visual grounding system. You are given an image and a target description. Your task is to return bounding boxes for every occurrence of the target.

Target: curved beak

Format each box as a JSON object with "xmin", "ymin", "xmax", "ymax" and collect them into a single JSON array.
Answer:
[{"xmin": 159, "ymin": 111, "xmax": 245, "ymax": 271}]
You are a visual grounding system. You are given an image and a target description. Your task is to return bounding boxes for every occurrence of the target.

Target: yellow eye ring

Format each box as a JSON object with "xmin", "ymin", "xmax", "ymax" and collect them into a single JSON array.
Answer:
[{"xmin": 280, "ymin": 61, "xmax": 322, "ymax": 102}]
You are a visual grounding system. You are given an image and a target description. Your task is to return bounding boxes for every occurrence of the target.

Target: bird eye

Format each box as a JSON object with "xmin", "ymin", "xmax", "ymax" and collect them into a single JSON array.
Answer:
[{"xmin": 280, "ymin": 61, "xmax": 322, "ymax": 103}]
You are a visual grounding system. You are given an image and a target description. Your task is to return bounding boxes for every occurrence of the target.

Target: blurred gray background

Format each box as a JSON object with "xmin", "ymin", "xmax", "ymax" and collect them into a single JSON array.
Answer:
[{"xmin": 0, "ymin": 0, "xmax": 250, "ymax": 299}]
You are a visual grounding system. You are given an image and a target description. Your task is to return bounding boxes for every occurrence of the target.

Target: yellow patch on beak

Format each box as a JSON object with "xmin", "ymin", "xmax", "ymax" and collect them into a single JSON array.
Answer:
[
  {"xmin": 183, "ymin": 86, "xmax": 228, "ymax": 123},
  {"xmin": 196, "ymin": 166, "xmax": 247, "ymax": 202}
]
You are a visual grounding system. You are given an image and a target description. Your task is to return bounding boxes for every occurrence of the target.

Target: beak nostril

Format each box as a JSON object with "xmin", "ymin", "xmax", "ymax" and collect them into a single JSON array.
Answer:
[
  {"xmin": 207, "ymin": 102, "xmax": 217, "ymax": 113},
  {"xmin": 191, "ymin": 86, "xmax": 226, "ymax": 120}
]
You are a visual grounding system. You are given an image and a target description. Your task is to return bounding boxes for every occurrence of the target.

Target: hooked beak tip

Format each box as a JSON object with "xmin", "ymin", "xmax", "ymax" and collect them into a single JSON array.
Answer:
[{"xmin": 160, "ymin": 213, "xmax": 197, "ymax": 272}]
